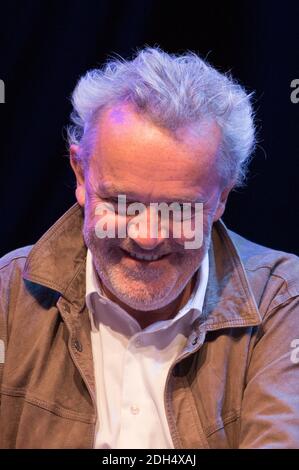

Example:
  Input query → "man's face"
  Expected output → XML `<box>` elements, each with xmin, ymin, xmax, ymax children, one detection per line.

<box><xmin>71</xmin><ymin>104</ymin><xmax>229</xmax><ymax>312</ymax></box>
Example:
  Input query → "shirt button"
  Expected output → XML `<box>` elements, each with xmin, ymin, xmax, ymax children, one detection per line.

<box><xmin>130</xmin><ymin>405</ymin><xmax>140</xmax><ymax>415</ymax></box>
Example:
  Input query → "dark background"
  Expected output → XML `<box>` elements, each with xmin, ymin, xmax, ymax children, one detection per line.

<box><xmin>0</xmin><ymin>0</ymin><xmax>298</xmax><ymax>257</ymax></box>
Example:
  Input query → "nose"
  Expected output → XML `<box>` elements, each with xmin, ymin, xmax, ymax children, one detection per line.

<box><xmin>127</xmin><ymin>205</ymin><xmax>166</xmax><ymax>250</ymax></box>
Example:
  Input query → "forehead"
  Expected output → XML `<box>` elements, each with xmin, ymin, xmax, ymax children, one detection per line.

<box><xmin>88</xmin><ymin>103</ymin><xmax>222</xmax><ymax>201</ymax></box>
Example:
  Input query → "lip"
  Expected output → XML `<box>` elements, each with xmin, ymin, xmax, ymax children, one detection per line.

<box><xmin>121</xmin><ymin>249</ymin><xmax>170</xmax><ymax>262</ymax></box>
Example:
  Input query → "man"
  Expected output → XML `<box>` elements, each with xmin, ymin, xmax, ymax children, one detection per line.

<box><xmin>0</xmin><ymin>47</ymin><xmax>299</xmax><ymax>449</ymax></box>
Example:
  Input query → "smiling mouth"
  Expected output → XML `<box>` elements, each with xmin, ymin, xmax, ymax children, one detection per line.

<box><xmin>121</xmin><ymin>249</ymin><xmax>169</xmax><ymax>262</ymax></box>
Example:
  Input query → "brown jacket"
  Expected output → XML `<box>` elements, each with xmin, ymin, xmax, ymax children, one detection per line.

<box><xmin>0</xmin><ymin>202</ymin><xmax>299</xmax><ymax>448</ymax></box>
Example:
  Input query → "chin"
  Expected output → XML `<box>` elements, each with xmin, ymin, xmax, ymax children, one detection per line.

<box><xmin>122</xmin><ymin>296</ymin><xmax>173</xmax><ymax>312</ymax></box>
<box><xmin>109</xmin><ymin>278</ymin><xmax>182</xmax><ymax>312</ymax></box>
<box><xmin>93</xmin><ymin>258</ymin><xmax>188</xmax><ymax>311</ymax></box>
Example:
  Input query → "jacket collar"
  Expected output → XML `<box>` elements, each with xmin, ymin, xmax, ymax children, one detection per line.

<box><xmin>203</xmin><ymin>219</ymin><xmax>262</xmax><ymax>330</ymax></box>
<box><xmin>22</xmin><ymin>202</ymin><xmax>262</xmax><ymax>329</ymax></box>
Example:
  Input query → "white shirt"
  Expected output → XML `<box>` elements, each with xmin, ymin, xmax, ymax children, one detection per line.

<box><xmin>86</xmin><ymin>249</ymin><xmax>209</xmax><ymax>449</ymax></box>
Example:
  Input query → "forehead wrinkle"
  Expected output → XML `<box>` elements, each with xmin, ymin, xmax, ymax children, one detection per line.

<box><xmin>89</xmin><ymin>104</ymin><xmax>222</xmax><ymax>204</ymax></box>
<box><xmin>95</xmin><ymin>107</ymin><xmax>222</xmax><ymax>183</ymax></box>
<box><xmin>95</xmin><ymin>178</ymin><xmax>206</xmax><ymax>204</ymax></box>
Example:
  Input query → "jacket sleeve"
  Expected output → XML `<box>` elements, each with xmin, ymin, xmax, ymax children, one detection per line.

<box><xmin>0</xmin><ymin>270</ymin><xmax>8</xmax><ymax>404</ymax></box>
<box><xmin>239</xmin><ymin>295</ymin><xmax>299</xmax><ymax>448</ymax></box>
<box><xmin>0</xmin><ymin>255</ymin><xmax>18</xmax><ymax>405</ymax></box>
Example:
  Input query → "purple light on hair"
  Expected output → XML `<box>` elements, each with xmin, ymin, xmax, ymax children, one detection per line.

<box><xmin>109</xmin><ymin>108</ymin><xmax>126</xmax><ymax>124</ymax></box>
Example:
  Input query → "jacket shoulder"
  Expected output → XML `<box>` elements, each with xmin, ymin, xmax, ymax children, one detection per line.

<box><xmin>228</xmin><ymin>229</ymin><xmax>299</xmax><ymax>300</ymax></box>
<box><xmin>0</xmin><ymin>246</ymin><xmax>33</xmax><ymax>270</ymax></box>
<box><xmin>0</xmin><ymin>246</ymin><xmax>33</xmax><ymax>284</ymax></box>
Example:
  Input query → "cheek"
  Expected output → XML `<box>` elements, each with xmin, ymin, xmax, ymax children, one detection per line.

<box><xmin>90</xmin><ymin>209</ymin><xmax>129</xmax><ymax>242</ymax></box>
<box><xmin>116</xmin><ymin>214</ymin><xmax>129</xmax><ymax>237</ymax></box>
<box><xmin>171</xmin><ymin>208</ymin><xmax>213</xmax><ymax>250</ymax></box>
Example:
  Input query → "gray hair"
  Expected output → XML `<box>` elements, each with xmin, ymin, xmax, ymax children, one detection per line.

<box><xmin>67</xmin><ymin>47</ymin><xmax>256</xmax><ymax>187</ymax></box>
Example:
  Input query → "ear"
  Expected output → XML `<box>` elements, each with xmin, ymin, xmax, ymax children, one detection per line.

<box><xmin>70</xmin><ymin>144</ymin><xmax>86</xmax><ymax>207</ymax></box>
<box><xmin>213</xmin><ymin>183</ymin><xmax>233</xmax><ymax>222</ymax></box>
